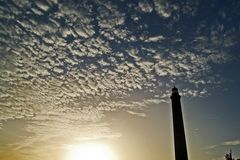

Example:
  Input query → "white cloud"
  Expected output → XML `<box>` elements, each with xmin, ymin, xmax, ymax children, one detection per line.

<box><xmin>153</xmin><ymin>0</ymin><xmax>177</xmax><ymax>18</ymax></box>
<box><xmin>205</xmin><ymin>140</ymin><xmax>240</xmax><ymax>150</ymax></box>
<box><xmin>222</xmin><ymin>140</ymin><xmax>240</xmax><ymax>146</ymax></box>
<box><xmin>126</xmin><ymin>110</ymin><xmax>146</xmax><ymax>117</ymax></box>
<box><xmin>145</xmin><ymin>35</ymin><xmax>165</xmax><ymax>42</ymax></box>
<box><xmin>138</xmin><ymin>0</ymin><xmax>153</xmax><ymax>13</ymax></box>
<box><xmin>0</xmin><ymin>0</ymin><xmax>238</xmax><ymax>158</ymax></box>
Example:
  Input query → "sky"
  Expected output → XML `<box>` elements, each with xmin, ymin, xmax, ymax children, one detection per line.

<box><xmin>0</xmin><ymin>0</ymin><xmax>240</xmax><ymax>160</ymax></box>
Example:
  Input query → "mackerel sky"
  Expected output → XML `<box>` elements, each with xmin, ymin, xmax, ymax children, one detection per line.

<box><xmin>0</xmin><ymin>0</ymin><xmax>240</xmax><ymax>160</ymax></box>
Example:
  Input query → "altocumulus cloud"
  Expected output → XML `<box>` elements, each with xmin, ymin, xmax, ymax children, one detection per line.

<box><xmin>0</xmin><ymin>0</ymin><xmax>239</xmax><ymax>157</ymax></box>
<box><xmin>205</xmin><ymin>140</ymin><xmax>240</xmax><ymax>150</ymax></box>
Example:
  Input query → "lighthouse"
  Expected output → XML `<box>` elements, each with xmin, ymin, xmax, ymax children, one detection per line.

<box><xmin>171</xmin><ymin>87</ymin><xmax>188</xmax><ymax>160</ymax></box>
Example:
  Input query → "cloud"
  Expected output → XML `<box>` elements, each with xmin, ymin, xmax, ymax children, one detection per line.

<box><xmin>221</xmin><ymin>140</ymin><xmax>240</xmax><ymax>146</ymax></box>
<box><xmin>0</xmin><ymin>0</ymin><xmax>239</xmax><ymax>158</ymax></box>
<box><xmin>126</xmin><ymin>110</ymin><xmax>146</xmax><ymax>117</ymax></box>
<box><xmin>144</xmin><ymin>35</ymin><xmax>165</xmax><ymax>42</ymax></box>
<box><xmin>153</xmin><ymin>0</ymin><xmax>178</xmax><ymax>18</ymax></box>
<box><xmin>205</xmin><ymin>140</ymin><xmax>240</xmax><ymax>150</ymax></box>
<box><xmin>138</xmin><ymin>0</ymin><xmax>153</xmax><ymax>13</ymax></box>
<box><xmin>205</xmin><ymin>145</ymin><xmax>218</xmax><ymax>150</ymax></box>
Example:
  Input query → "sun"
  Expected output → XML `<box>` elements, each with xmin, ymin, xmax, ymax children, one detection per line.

<box><xmin>65</xmin><ymin>142</ymin><xmax>118</xmax><ymax>160</ymax></box>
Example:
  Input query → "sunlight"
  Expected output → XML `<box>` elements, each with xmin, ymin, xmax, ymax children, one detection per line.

<box><xmin>65</xmin><ymin>142</ymin><xmax>118</xmax><ymax>160</ymax></box>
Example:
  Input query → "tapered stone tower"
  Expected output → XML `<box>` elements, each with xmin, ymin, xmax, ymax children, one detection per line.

<box><xmin>171</xmin><ymin>87</ymin><xmax>188</xmax><ymax>160</ymax></box>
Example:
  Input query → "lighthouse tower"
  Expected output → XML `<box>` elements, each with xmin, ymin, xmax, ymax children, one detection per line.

<box><xmin>171</xmin><ymin>86</ymin><xmax>188</xmax><ymax>160</ymax></box>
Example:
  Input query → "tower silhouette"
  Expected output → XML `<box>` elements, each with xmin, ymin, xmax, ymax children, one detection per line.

<box><xmin>171</xmin><ymin>87</ymin><xmax>188</xmax><ymax>160</ymax></box>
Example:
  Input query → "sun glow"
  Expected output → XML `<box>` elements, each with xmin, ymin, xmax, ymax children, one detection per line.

<box><xmin>66</xmin><ymin>142</ymin><xmax>118</xmax><ymax>160</ymax></box>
